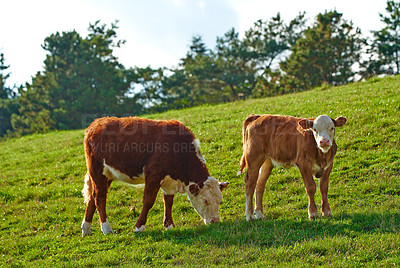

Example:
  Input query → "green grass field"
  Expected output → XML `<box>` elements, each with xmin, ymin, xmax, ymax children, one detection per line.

<box><xmin>1</xmin><ymin>76</ymin><xmax>399</xmax><ymax>267</ymax></box>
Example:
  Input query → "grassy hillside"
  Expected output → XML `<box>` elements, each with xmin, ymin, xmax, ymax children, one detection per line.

<box><xmin>1</xmin><ymin>76</ymin><xmax>399</xmax><ymax>267</ymax></box>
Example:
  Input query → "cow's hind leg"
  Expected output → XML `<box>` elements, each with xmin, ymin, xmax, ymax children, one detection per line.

<box><xmin>89</xmin><ymin>159</ymin><xmax>114</xmax><ymax>235</ymax></box>
<box><xmin>82</xmin><ymin>173</ymin><xmax>96</xmax><ymax>236</ymax></box>
<box><xmin>163</xmin><ymin>194</ymin><xmax>175</xmax><ymax>229</ymax></box>
<box><xmin>254</xmin><ymin>159</ymin><xmax>273</xmax><ymax>219</ymax></box>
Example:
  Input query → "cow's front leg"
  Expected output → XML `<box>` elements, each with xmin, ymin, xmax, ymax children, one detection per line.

<box><xmin>299</xmin><ymin>166</ymin><xmax>318</xmax><ymax>220</ymax></box>
<box><xmin>320</xmin><ymin>164</ymin><xmax>333</xmax><ymax>217</ymax></box>
<box><xmin>135</xmin><ymin>182</ymin><xmax>160</xmax><ymax>232</ymax></box>
<box><xmin>163</xmin><ymin>194</ymin><xmax>175</xmax><ymax>229</ymax></box>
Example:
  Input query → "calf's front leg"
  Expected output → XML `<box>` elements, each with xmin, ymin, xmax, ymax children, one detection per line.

<box><xmin>319</xmin><ymin>164</ymin><xmax>333</xmax><ymax>217</ymax></box>
<box><xmin>299</xmin><ymin>166</ymin><xmax>318</xmax><ymax>220</ymax></box>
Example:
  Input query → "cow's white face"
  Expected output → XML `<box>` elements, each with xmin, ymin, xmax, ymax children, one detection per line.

<box><xmin>299</xmin><ymin>115</ymin><xmax>347</xmax><ymax>154</ymax></box>
<box><xmin>186</xmin><ymin>177</ymin><xmax>229</xmax><ymax>224</ymax></box>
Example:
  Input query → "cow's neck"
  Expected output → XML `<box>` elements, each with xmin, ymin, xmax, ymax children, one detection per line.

<box><xmin>181</xmin><ymin>160</ymin><xmax>210</xmax><ymax>188</ymax></box>
<box><xmin>315</xmin><ymin>141</ymin><xmax>336</xmax><ymax>169</ymax></box>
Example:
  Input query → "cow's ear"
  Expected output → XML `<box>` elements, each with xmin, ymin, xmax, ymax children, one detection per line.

<box><xmin>189</xmin><ymin>184</ymin><xmax>200</xmax><ymax>196</ymax></box>
<box><xmin>333</xmin><ymin>116</ymin><xmax>347</xmax><ymax>127</ymax></box>
<box><xmin>299</xmin><ymin>119</ymin><xmax>313</xmax><ymax>130</ymax></box>
<box><xmin>219</xmin><ymin>181</ymin><xmax>229</xmax><ymax>192</ymax></box>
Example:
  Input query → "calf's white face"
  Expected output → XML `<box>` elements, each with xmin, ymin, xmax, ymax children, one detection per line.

<box><xmin>312</xmin><ymin>115</ymin><xmax>336</xmax><ymax>153</ymax></box>
<box><xmin>299</xmin><ymin>115</ymin><xmax>347</xmax><ymax>153</ymax></box>
<box><xmin>186</xmin><ymin>177</ymin><xmax>229</xmax><ymax>224</ymax></box>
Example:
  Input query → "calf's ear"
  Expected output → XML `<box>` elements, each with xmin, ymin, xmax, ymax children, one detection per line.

<box><xmin>189</xmin><ymin>184</ymin><xmax>200</xmax><ymax>196</ymax></box>
<box><xmin>219</xmin><ymin>182</ymin><xmax>229</xmax><ymax>191</ymax></box>
<box><xmin>333</xmin><ymin>116</ymin><xmax>347</xmax><ymax>127</ymax></box>
<box><xmin>298</xmin><ymin>119</ymin><xmax>313</xmax><ymax>130</ymax></box>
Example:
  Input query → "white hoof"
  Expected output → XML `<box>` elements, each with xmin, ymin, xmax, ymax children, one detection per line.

<box><xmin>135</xmin><ymin>225</ymin><xmax>146</xmax><ymax>232</ymax></box>
<box><xmin>81</xmin><ymin>220</ymin><xmax>92</xmax><ymax>236</ymax></box>
<box><xmin>245</xmin><ymin>213</ymin><xmax>255</xmax><ymax>221</ymax></box>
<box><xmin>322</xmin><ymin>211</ymin><xmax>333</xmax><ymax>217</ymax></box>
<box><xmin>308</xmin><ymin>212</ymin><xmax>318</xmax><ymax>221</ymax></box>
<box><xmin>165</xmin><ymin>224</ymin><xmax>174</xmax><ymax>230</ymax></box>
<box><xmin>254</xmin><ymin>210</ymin><xmax>265</xmax><ymax>220</ymax></box>
<box><xmin>101</xmin><ymin>219</ymin><xmax>114</xmax><ymax>235</ymax></box>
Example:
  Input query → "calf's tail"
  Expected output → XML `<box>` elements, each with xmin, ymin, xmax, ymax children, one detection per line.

<box><xmin>237</xmin><ymin>114</ymin><xmax>261</xmax><ymax>176</ymax></box>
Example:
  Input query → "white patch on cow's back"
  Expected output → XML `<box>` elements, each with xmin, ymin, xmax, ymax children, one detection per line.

<box><xmin>160</xmin><ymin>176</ymin><xmax>186</xmax><ymax>195</ymax></box>
<box><xmin>193</xmin><ymin>139</ymin><xmax>206</xmax><ymax>165</ymax></box>
<box><xmin>103</xmin><ymin>160</ymin><xmax>145</xmax><ymax>185</ymax></box>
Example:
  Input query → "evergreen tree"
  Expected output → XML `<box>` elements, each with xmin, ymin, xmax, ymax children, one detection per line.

<box><xmin>281</xmin><ymin>10</ymin><xmax>363</xmax><ymax>91</ymax></box>
<box><xmin>361</xmin><ymin>0</ymin><xmax>400</xmax><ymax>77</ymax></box>
<box><xmin>11</xmin><ymin>21</ymin><xmax>140</xmax><ymax>133</ymax></box>
<box><xmin>11</xmin><ymin>74</ymin><xmax>53</xmax><ymax>135</ymax></box>
<box><xmin>162</xmin><ymin>35</ymin><xmax>226</xmax><ymax>107</ymax></box>
<box><xmin>214</xmin><ymin>28</ymin><xmax>257</xmax><ymax>99</ymax></box>
<box><xmin>0</xmin><ymin>53</ymin><xmax>18</xmax><ymax>136</ymax></box>
<box><xmin>244</xmin><ymin>13</ymin><xmax>306</xmax><ymax>96</ymax></box>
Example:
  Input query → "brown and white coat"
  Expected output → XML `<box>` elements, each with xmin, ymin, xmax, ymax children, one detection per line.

<box><xmin>81</xmin><ymin>117</ymin><xmax>228</xmax><ymax>236</ymax></box>
<box><xmin>238</xmin><ymin>114</ymin><xmax>347</xmax><ymax>221</ymax></box>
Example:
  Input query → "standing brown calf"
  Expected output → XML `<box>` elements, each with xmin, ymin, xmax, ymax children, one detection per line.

<box><xmin>238</xmin><ymin>114</ymin><xmax>347</xmax><ymax>220</ymax></box>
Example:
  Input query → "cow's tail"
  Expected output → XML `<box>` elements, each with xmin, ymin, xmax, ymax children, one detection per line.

<box><xmin>82</xmin><ymin>173</ymin><xmax>93</xmax><ymax>205</ymax></box>
<box><xmin>237</xmin><ymin>114</ymin><xmax>261</xmax><ymax>176</ymax></box>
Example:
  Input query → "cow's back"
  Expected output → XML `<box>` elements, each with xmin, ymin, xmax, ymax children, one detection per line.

<box><xmin>84</xmin><ymin>117</ymin><xmax>208</xmax><ymax>184</ymax></box>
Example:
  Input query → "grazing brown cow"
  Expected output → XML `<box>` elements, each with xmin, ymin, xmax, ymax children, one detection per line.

<box><xmin>81</xmin><ymin>117</ymin><xmax>229</xmax><ymax>236</ymax></box>
<box><xmin>238</xmin><ymin>114</ymin><xmax>347</xmax><ymax>221</ymax></box>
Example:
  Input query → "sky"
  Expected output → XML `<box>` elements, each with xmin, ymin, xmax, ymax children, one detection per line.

<box><xmin>0</xmin><ymin>0</ymin><xmax>388</xmax><ymax>88</ymax></box>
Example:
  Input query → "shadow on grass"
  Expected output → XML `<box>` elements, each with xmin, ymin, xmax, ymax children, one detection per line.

<box><xmin>133</xmin><ymin>212</ymin><xmax>400</xmax><ymax>248</ymax></box>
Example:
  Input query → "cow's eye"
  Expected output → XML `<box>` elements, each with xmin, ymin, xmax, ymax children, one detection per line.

<box><xmin>331</xmin><ymin>127</ymin><xmax>335</xmax><ymax>131</ymax></box>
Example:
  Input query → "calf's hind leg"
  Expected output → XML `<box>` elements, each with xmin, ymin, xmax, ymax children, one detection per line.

<box><xmin>244</xmin><ymin>154</ymin><xmax>266</xmax><ymax>221</ymax></box>
<box><xmin>254</xmin><ymin>159</ymin><xmax>273</xmax><ymax>219</ymax></box>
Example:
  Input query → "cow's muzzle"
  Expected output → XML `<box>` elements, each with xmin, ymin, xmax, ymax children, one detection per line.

<box><xmin>205</xmin><ymin>217</ymin><xmax>220</xmax><ymax>224</ymax></box>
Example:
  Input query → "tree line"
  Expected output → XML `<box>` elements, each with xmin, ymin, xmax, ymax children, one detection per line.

<box><xmin>1</xmin><ymin>1</ymin><xmax>400</xmax><ymax>137</ymax></box>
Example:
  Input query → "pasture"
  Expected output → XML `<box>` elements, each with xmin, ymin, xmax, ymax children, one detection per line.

<box><xmin>0</xmin><ymin>76</ymin><xmax>399</xmax><ymax>266</ymax></box>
